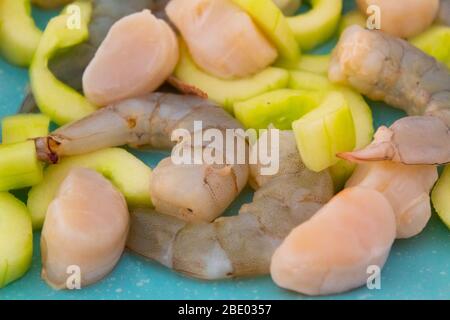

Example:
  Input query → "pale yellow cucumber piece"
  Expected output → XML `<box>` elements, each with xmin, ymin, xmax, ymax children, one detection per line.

<box><xmin>432</xmin><ymin>165</ymin><xmax>450</xmax><ymax>229</ymax></box>
<box><xmin>234</xmin><ymin>89</ymin><xmax>322</xmax><ymax>129</ymax></box>
<box><xmin>0</xmin><ymin>140</ymin><xmax>43</xmax><ymax>191</ymax></box>
<box><xmin>289</xmin><ymin>71</ymin><xmax>374</xmax><ymax>148</ymax></box>
<box><xmin>0</xmin><ymin>0</ymin><xmax>42</xmax><ymax>67</ymax></box>
<box><xmin>30</xmin><ymin>1</ymin><xmax>97</xmax><ymax>126</ymax></box>
<box><xmin>174</xmin><ymin>41</ymin><xmax>290</xmax><ymax>112</ymax></box>
<box><xmin>27</xmin><ymin>148</ymin><xmax>152</xmax><ymax>230</ymax></box>
<box><xmin>0</xmin><ymin>192</ymin><xmax>33</xmax><ymax>288</ymax></box>
<box><xmin>411</xmin><ymin>25</ymin><xmax>450</xmax><ymax>69</ymax></box>
<box><xmin>292</xmin><ymin>91</ymin><xmax>356</xmax><ymax>172</ymax></box>
<box><xmin>231</xmin><ymin>0</ymin><xmax>300</xmax><ymax>65</ymax></box>
<box><xmin>289</xmin><ymin>70</ymin><xmax>334</xmax><ymax>91</ymax></box>
<box><xmin>329</xmin><ymin>159</ymin><xmax>356</xmax><ymax>192</ymax></box>
<box><xmin>288</xmin><ymin>0</ymin><xmax>343</xmax><ymax>50</ymax></box>
<box><xmin>339</xmin><ymin>10</ymin><xmax>366</xmax><ymax>35</ymax></box>
<box><xmin>293</xmin><ymin>54</ymin><xmax>331</xmax><ymax>74</ymax></box>
<box><xmin>2</xmin><ymin>114</ymin><xmax>50</xmax><ymax>144</ymax></box>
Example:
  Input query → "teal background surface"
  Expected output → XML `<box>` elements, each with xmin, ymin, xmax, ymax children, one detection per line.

<box><xmin>0</xmin><ymin>1</ymin><xmax>449</xmax><ymax>300</ymax></box>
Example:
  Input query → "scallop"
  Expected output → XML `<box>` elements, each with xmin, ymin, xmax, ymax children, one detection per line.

<box><xmin>41</xmin><ymin>167</ymin><xmax>129</xmax><ymax>289</ymax></box>
<box><xmin>271</xmin><ymin>187</ymin><xmax>396</xmax><ymax>296</ymax></box>
<box><xmin>83</xmin><ymin>9</ymin><xmax>179</xmax><ymax>106</ymax></box>
<box><xmin>166</xmin><ymin>0</ymin><xmax>278</xmax><ymax>79</ymax></box>
<box><xmin>357</xmin><ymin>0</ymin><xmax>439</xmax><ymax>38</ymax></box>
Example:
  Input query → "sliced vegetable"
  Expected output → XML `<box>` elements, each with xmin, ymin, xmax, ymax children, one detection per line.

<box><xmin>287</xmin><ymin>0</ymin><xmax>343</xmax><ymax>50</ymax></box>
<box><xmin>329</xmin><ymin>159</ymin><xmax>355</xmax><ymax>192</ymax></box>
<box><xmin>174</xmin><ymin>41</ymin><xmax>289</xmax><ymax>112</ymax></box>
<box><xmin>289</xmin><ymin>71</ymin><xmax>374</xmax><ymax>148</ymax></box>
<box><xmin>2</xmin><ymin>114</ymin><xmax>50</xmax><ymax>144</ymax></box>
<box><xmin>292</xmin><ymin>91</ymin><xmax>356</xmax><ymax>172</ymax></box>
<box><xmin>0</xmin><ymin>0</ymin><xmax>42</xmax><ymax>66</ymax></box>
<box><xmin>411</xmin><ymin>26</ymin><xmax>450</xmax><ymax>69</ymax></box>
<box><xmin>234</xmin><ymin>89</ymin><xmax>322</xmax><ymax>129</ymax></box>
<box><xmin>293</xmin><ymin>54</ymin><xmax>331</xmax><ymax>74</ymax></box>
<box><xmin>32</xmin><ymin>0</ymin><xmax>73</xmax><ymax>8</ymax></box>
<box><xmin>0</xmin><ymin>192</ymin><xmax>33</xmax><ymax>288</ymax></box>
<box><xmin>432</xmin><ymin>165</ymin><xmax>450</xmax><ymax>229</ymax></box>
<box><xmin>339</xmin><ymin>9</ymin><xmax>366</xmax><ymax>35</ymax></box>
<box><xmin>231</xmin><ymin>0</ymin><xmax>300</xmax><ymax>66</ymax></box>
<box><xmin>28</xmin><ymin>148</ymin><xmax>152</xmax><ymax>230</ymax></box>
<box><xmin>289</xmin><ymin>70</ymin><xmax>333</xmax><ymax>91</ymax></box>
<box><xmin>0</xmin><ymin>140</ymin><xmax>43</xmax><ymax>192</ymax></box>
<box><xmin>30</xmin><ymin>1</ymin><xmax>97</xmax><ymax>126</ymax></box>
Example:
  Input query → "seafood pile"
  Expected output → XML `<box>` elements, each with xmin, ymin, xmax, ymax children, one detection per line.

<box><xmin>0</xmin><ymin>0</ymin><xmax>449</xmax><ymax>297</ymax></box>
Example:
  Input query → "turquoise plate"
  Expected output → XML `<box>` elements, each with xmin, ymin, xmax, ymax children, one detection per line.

<box><xmin>0</xmin><ymin>1</ymin><xmax>449</xmax><ymax>300</ymax></box>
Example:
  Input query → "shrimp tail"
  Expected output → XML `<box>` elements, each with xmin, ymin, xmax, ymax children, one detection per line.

<box><xmin>127</xmin><ymin>131</ymin><xmax>334</xmax><ymax>279</ymax></box>
<box><xmin>339</xmin><ymin>116</ymin><xmax>450</xmax><ymax>165</ymax></box>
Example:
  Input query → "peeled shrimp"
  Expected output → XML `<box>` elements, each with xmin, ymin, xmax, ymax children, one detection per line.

<box><xmin>35</xmin><ymin>93</ymin><xmax>249</xmax><ymax>223</ymax></box>
<box><xmin>20</xmin><ymin>0</ymin><xmax>171</xmax><ymax>113</ymax></box>
<box><xmin>271</xmin><ymin>186</ymin><xmax>396</xmax><ymax>296</ymax></box>
<box><xmin>83</xmin><ymin>10</ymin><xmax>179</xmax><ymax>106</ymax></box>
<box><xmin>330</xmin><ymin>26</ymin><xmax>450</xmax><ymax>165</ymax></box>
<box><xmin>127</xmin><ymin>131</ymin><xmax>334</xmax><ymax>279</ymax></box>
<box><xmin>166</xmin><ymin>0</ymin><xmax>278</xmax><ymax>79</ymax></box>
<box><xmin>41</xmin><ymin>168</ymin><xmax>129</xmax><ymax>289</ymax></box>
<box><xmin>346</xmin><ymin>161</ymin><xmax>438</xmax><ymax>239</ymax></box>
<box><xmin>356</xmin><ymin>0</ymin><xmax>439</xmax><ymax>38</ymax></box>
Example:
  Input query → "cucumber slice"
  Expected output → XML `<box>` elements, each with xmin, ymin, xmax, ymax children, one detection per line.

<box><xmin>30</xmin><ymin>1</ymin><xmax>97</xmax><ymax>126</ymax></box>
<box><xmin>293</xmin><ymin>54</ymin><xmax>331</xmax><ymax>74</ymax></box>
<box><xmin>432</xmin><ymin>165</ymin><xmax>450</xmax><ymax>229</ymax></box>
<box><xmin>174</xmin><ymin>41</ymin><xmax>290</xmax><ymax>112</ymax></box>
<box><xmin>0</xmin><ymin>140</ymin><xmax>43</xmax><ymax>191</ymax></box>
<box><xmin>411</xmin><ymin>26</ymin><xmax>450</xmax><ymax>69</ymax></box>
<box><xmin>289</xmin><ymin>70</ymin><xmax>334</xmax><ymax>91</ymax></box>
<box><xmin>288</xmin><ymin>0</ymin><xmax>343</xmax><ymax>50</ymax></box>
<box><xmin>234</xmin><ymin>89</ymin><xmax>322</xmax><ymax>129</ymax></box>
<box><xmin>28</xmin><ymin>148</ymin><xmax>152</xmax><ymax>230</ymax></box>
<box><xmin>2</xmin><ymin>114</ymin><xmax>50</xmax><ymax>144</ymax></box>
<box><xmin>0</xmin><ymin>0</ymin><xmax>41</xmax><ymax>66</ymax></box>
<box><xmin>292</xmin><ymin>91</ymin><xmax>356</xmax><ymax>172</ymax></box>
<box><xmin>0</xmin><ymin>192</ymin><xmax>33</xmax><ymax>288</ymax></box>
<box><xmin>231</xmin><ymin>0</ymin><xmax>300</xmax><ymax>65</ymax></box>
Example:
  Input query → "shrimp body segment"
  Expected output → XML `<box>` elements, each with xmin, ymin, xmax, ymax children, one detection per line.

<box><xmin>346</xmin><ymin>162</ymin><xmax>438</xmax><ymax>239</ymax></box>
<box><xmin>271</xmin><ymin>186</ymin><xmax>396</xmax><ymax>296</ymax></box>
<box><xmin>36</xmin><ymin>93</ymin><xmax>248</xmax><ymax>223</ymax></box>
<box><xmin>330</xmin><ymin>26</ymin><xmax>450</xmax><ymax>165</ymax></box>
<box><xmin>127</xmin><ymin>131</ymin><xmax>334</xmax><ymax>279</ymax></box>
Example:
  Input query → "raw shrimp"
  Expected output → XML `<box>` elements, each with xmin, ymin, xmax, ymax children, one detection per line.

<box><xmin>82</xmin><ymin>10</ymin><xmax>179</xmax><ymax>106</ymax></box>
<box><xmin>356</xmin><ymin>0</ymin><xmax>439</xmax><ymax>38</ymax></box>
<box><xmin>41</xmin><ymin>168</ymin><xmax>129</xmax><ymax>289</ymax></box>
<box><xmin>329</xmin><ymin>26</ymin><xmax>450</xmax><ymax>165</ymax></box>
<box><xmin>438</xmin><ymin>0</ymin><xmax>450</xmax><ymax>26</ymax></box>
<box><xmin>271</xmin><ymin>186</ymin><xmax>396</xmax><ymax>296</ymax></box>
<box><xmin>166</xmin><ymin>0</ymin><xmax>278</xmax><ymax>79</ymax></box>
<box><xmin>127</xmin><ymin>131</ymin><xmax>334</xmax><ymax>279</ymax></box>
<box><xmin>20</xmin><ymin>0</ymin><xmax>171</xmax><ymax>113</ymax></box>
<box><xmin>346</xmin><ymin>161</ymin><xmax>438</xmax><ymax>239</ymax></box>
<box><xmin>35</xmin><ymin>93</ymin><xmax>249</xmax><ymax>222</ymax></box>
